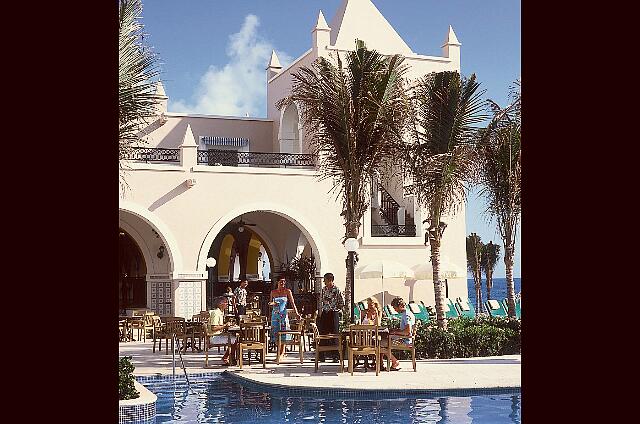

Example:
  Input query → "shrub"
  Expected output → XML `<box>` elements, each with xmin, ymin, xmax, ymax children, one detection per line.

<box><xmin>119</xmin><ymin>356</ymin><xmax>139</xmax><ymax>400</ymax></box>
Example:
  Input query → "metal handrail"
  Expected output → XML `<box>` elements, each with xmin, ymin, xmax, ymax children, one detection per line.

<box><xmin>372</xmin><ymin>224</ymin><xmax>416</xmax><ymax>237</ymax></box>
<box><xmin>124</xmin><ymin>147</ymin><xmax>180</xmax><ymax>162</ymax></box>
<box><xmin>197</xmin><ymin>149</ymin><xmax>316</xmax><ymax>168</ymax></box>
<box><xmin>379</xmin><ymin>185</ymin><xmax>400</xmax><ymax>225</ymax></box>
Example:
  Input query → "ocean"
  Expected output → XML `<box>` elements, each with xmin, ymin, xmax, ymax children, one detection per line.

<box><xmin>465</xmin><ymin>277</ymin><xmax>521</xmax><ymax>312</ymax></box>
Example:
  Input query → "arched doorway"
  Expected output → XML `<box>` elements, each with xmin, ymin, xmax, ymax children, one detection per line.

<box><xmin>119</xmin><ymin>228</ymin><xmax>147</xmax><ymax>311</ymax></box>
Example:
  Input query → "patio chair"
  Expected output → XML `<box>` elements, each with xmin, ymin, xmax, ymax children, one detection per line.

<box><xmin>501</xmin><ymin>298</ymin><xmax>521</xmax><ymax>319</ymax></box>
<box><xmin>128</xmin><ymin>316</ymin><xmax>146</xmax><ymax>342</ymax></box>
<box><xmin>301</xmin><ymin>312</ymin><xmax>317</xmax><ymax>352</ymax></box>
<box><xmin>380</xmin><ymin>321</ymin><xmax>418</xmax><ymax>372</ymax></box>
<box><xmin>163</xmin><ymin>317</ymin><xmax>187</xmax><ymax>354</ymax></box>
<box><xmin>407</xmin><ymin>301</ymin><xmax>430</xmax><ymax>323</ymax></box>
<box><xmin>151</xmin><ymin>315</ymin><xmax>167</xmax><ymax>353</ymax></box>
<box><xmin>485</xmin><ymin>299</ymin><xmax>508</xmax><ymax>317</ymax></box>
<box><xmin>276</xmin><ymin>319</ymin><xmax>304</xmax><ymax>364</ymax></box>
<box><xmin>454</xmin><ymin>298</ymin><xmax>476</xmax><ymax>318</ymax></box>
<box><xmin>310</xmin><ymin>322</ymin><xmax>343</xmax><ymax>373</ymax></box>
<box><xmin>384</xmin><ymin>304</ymin><xmax>401</xmax><ymax>321</ymax></box>
<box><xmin>346</xmin><ymin>324</ymin><xmax>381</xmax><ymax>376</ymax></box>
<box><xmin>238</xmin><ymin>321</ymin><xmax>267</xmax><ymax>369</ymax></box>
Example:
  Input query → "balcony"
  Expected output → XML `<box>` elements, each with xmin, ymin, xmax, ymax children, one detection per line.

<box><xmin>123</xmin><ymin>147</ymin><xmax>180</xmax><ymax>163</ymax></box>
<box><xmin>371</xmin><ymin>224</ymin><xmax>417</xmax><ymax>237</ymax></box>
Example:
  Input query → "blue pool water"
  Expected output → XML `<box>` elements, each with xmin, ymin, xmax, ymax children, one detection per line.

<box><xmin>141</xmin><ymin>374</ymin><xmax>521</xmax><ymax>423</ymax></box>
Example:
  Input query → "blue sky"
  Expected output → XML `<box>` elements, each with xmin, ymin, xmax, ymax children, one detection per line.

<box><xmin>140</xmin><ymin>0</ymin><xmax>521</xmax><ymax>278</ymax></box>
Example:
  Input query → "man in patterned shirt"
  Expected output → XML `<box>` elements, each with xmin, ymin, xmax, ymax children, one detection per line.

<box><xmin>233</xmin><ymin>279</ymin><xmax>248</xmax><ymax>318</ymax></box>
<box><xmin>318</xmin><ymin>272</ymin><xmax>344</xmax><ymax>362</ymax></box>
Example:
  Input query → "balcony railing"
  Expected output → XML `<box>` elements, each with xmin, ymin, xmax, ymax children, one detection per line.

<box><xmin>197</xmin><ymin>149</ymin><xmax>316</xmax><ymax>168</ymax></box>
<box><xmin>123</xmin><ymin>147</ymin><xmax>180</xmax><ymax>163</ymax></box>
<box><xmin>372</xmin><ymin>224</ymin><xmax>417</xmax><ymax>237</ymax></box>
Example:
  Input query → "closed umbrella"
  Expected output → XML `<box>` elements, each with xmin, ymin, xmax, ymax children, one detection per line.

<box><xmin>355</xmin><ymin>260</ymin><xmax>415</xmax><ymax>307</ymax></box>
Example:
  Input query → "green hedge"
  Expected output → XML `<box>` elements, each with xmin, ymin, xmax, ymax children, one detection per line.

<box><xmin>119</xmin><ymin>356</ymin><xmax>139</xmax><ymax>400</ymax></box>
<box><xmin>414</xmin><ymin>316</ymin><xmax>521</xmax><ymax>359</ymax></box>
<box><xmin>340</xmin><ymin>315</ymin><xmax>520</xmax><ymax>360</ymax></box>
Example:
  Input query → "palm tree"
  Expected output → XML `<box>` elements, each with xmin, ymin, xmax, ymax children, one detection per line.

<box><xmin>407</xmin><ymin>71</ymin><xmax>485</xmax><ymax>329</ymax></box>
<box><xmin>119</xmin><ymin>0</ymin><xmax>162</xmax><ymax>191</ymax></box>
<box><xmin>278</xmin><ymin>42</ymin><xmax>411</xmax><ymax>321</ymax></box>
<box><xmin>477</xmin><ymin>80</ymin><xmax>521</xmax><ymax>318</ymax></box>
<box><xmin>481</xmin><ymin>240</ymin><xmax>501</xmax><ymax>301</ymax></box>
<box><xmin>466</xmin><ymin>233</ymin><xmax>483</xmax><ymax>314</ymax></box>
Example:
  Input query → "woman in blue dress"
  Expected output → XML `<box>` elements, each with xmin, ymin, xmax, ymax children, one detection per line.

<box><xmin>270</xmin><ymin>277</ymin><xmax>301</xmax><ymax>361</ymax></box>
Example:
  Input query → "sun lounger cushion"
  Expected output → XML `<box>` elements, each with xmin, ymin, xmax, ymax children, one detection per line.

<box><xmin>488</xmin><ymin>299</ymin><xmax>500</xmax><ymax>310</ymax></box>
<box><xmin>459</xmin><ymin>300</ymin><xmax>470</xmax><ymax>311</ymax></box>
<box><xmin>387</xmin><ymin>305</ymin><xmax>398</xmax><ymax>315</ymax></box>
<box><xmin>408</xmin><ymin>303</ymin><xmax>422</xmax><ymax>314</ymax></box>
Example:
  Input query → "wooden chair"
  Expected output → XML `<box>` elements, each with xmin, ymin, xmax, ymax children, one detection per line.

<box><xmin>380</xmin><ymin>322</ymin><xmax>418</xmax><ymax>372</ymax></box>
<box><xmin>276</xmin><ymin>319</ymin><xmax>304</xmax><ymax>364</ymax></box>
<box><xmin>128</xmin><ymin>316</ymin><xmax>146</xmax><ymax>342</ymax></box>
<box><xmin>347</xmin><ymin>324</ymin><xmax>381</xmax><ymax>376</ymax></box>
<box><xmin>310</xmin><ymin>322</ymin><xmax>343</xmax><ymax>373</ymax></box>
<box><xmin>301</xmin><ymin>312</ymin><xmax>317</xmax><ymax>352</ymax></box>
<box><xmin>163</xmin><ymin>317</ymin><xmax>186</xmax><ymax>354</ymax></box>
<box><xmin>237</xmin><ymin>321</ymin><xmax>267</xmax><ymax>369</ymax></box>
<box><xmin>151</xmin><ymin>315</ymin><xmax>167</xmax><ymax>353</ymax></box>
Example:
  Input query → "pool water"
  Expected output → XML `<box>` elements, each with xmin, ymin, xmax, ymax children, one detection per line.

<box><xmin>142</xmin><ymin>374</ymin><xmax>521</xmax><ymax>423</ymax></box>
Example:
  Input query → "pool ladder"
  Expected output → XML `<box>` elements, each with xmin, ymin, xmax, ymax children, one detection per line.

<box><xmin>172</xmin><ymin>334</ymin><xmax>192</xmax><ymax>391</ymax></box>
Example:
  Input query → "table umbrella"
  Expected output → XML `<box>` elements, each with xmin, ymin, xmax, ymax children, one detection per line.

<box><xmin>411</xmin><ymin>255</ymin><xmax>464</xmax><ymax>280</ymax></box>
<box><xmin>355</xmin><ymin>260</ymin><xmax>415</xmax><ymax>306</ymax></box>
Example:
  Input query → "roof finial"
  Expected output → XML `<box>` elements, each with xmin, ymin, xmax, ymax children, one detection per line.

<box><xmin>442</xmin><ymin>25</ymin><xmax>461</xmax><ymax>47</ymax></box>
<box><xmin>315</xmin><ymin>10</ymin><xmax>330</xmax><ymax>31</ymax></box>
<box><xmin>267</xmin><ymin>50</ymin><xmax>282</xmax><ymax>69</ymax></box>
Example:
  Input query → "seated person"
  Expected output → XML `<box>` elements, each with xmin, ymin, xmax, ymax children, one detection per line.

<box><xmin>381</xmin><ymin>297</ymin><xmax>415</xmax><ymax>371</ymax></box>
<box><xmin>362</xmin><ymin>297</ymin><xmax>382</xmax><ymax>325</ymax></box>
<box><xmin>207</xmin><ymin>296</ymin><xmax>237</xmax><ymax>366</ymax></box>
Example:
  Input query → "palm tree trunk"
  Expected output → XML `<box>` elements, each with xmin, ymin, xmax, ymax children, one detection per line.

<box><xmin>477</xmin><ymin>270</ymin><xmax>484</xmax><ymax>313</ymax></box>
<box><xmin>486</xmin><ymin>269</ymin><xmax>493</xmax><ymax>301</ymax></box>
<box><xmin>504</xmin><ymin>245</ymin><xmax>516</xmax><ymax>318</ymax></box>
<box><xmin>430</xmin><ymin>236</ymin><xmax>447</xmax><ymax>329</ymax></box>
<box><xmin>474</xmin><ymin>279</ymin><xmax>481</xmax><ymax>314</ymax></box>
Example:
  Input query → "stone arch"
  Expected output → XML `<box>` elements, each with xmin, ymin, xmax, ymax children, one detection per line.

<box><xmin>197</xmin><ymin>202</ymin><xmax>328</xmax><ymax>277</ymax></box>
<box><xmin>118</xmin><ymin>199</ymin><xmax>184</xmax><ymax>274</ymax></box>
<box><xmin>278</xmin><ymin>100</ymin><xmax>303</xmax><ymax>153</ymax></box>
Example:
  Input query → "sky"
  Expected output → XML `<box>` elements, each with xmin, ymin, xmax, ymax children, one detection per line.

<box><xmin>140</xmin><ymin>0</ymin><xmax>521</xmax><ymax>278</ymax></box>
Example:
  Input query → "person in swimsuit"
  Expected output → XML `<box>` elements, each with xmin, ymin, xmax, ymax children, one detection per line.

<box><xmin>270</xmin><ymin>277</ymin><xmax>300</xmax><ymax>362</ymax></box>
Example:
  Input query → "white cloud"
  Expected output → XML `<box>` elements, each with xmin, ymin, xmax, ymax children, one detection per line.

<box><xmin>170</xmin><ymin>14</ymin><xmax>292</xmax><ymax>117</ymax></box>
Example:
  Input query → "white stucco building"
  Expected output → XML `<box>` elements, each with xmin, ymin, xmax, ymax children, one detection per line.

<box><xmin>119</xmin><ymin>0</ymin><xmax>468</xmax><ymax>319</ymax></box>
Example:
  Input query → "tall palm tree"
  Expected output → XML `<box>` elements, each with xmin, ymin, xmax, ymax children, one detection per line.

<box><xmin>477</xmin><ymin>80</ymin><xmax>521</xmax><ymax>318</ymax></box>
<box><xmin>278</xmin><ymin>42</ymin><xmax>411</xmax><ymax>320</ymax></box>
<box><xmin>466</xmin><ymin>233</ymin><xmax>483</xmax><ymax>314</ymax></box>
<box><xmin>407</xmin><ymin>71</ymin><xmax>485</xmax><ymax>329</ymax></box>
<box><xmin>481</xmin><ymin>240</ymin><xmax>501</xmax><ymax>301</ymax></box>
<box><xmin>119</xmin><ymin>0</ymin><xmax>162</xmax><ymax>191</ymax></box>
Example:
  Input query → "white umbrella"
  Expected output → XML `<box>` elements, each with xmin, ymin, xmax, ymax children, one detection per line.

<box><xmin>411</xmin><ymin>256</ymin><xmax>464</xmax><ymax>280</ymax></box>
<box><xmin>355</xmin><ymin>260</ymin><xmax>415</xmax><ymax>306</ymax></box>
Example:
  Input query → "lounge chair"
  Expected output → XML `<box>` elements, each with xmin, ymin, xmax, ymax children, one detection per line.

<box><xmin>454</xmin><ymin>297</ymin><xmax>476</xmax><ymax>318</ymax></box>
<box><xmin>407</xmin><ymin>301</ymin><xmax>430</xmax><ymax>322</ymax></box>
<box><xmin>485</xmin><ymin>299</ymin><xmax>508</xmax><ymax>317</ymax></box>
<box><xmin>383</xmin><ymin>304</ymin><xmax>401</xmax><ymax>321</ymax></box>
<box><xmin>444</xmin><ymin>298</ymin><xmax>460</xmax><ymax>319</ymax></box>
<box><xmin>501</xmin><ymin>298</ymin><xmax>521</xmax><ymax>319</ymax></box>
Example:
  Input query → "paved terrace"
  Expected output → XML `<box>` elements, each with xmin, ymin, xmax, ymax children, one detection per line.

<box><xmin>120</xmin><ymin>340</ymin><xmax>521</xmax><ymax>391</ymax></box>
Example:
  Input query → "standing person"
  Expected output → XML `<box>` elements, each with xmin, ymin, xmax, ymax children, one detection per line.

<box><xmin>270</xmin><ymin>277</ymin><xmax>301</xmax><ymax>362</ymax></box>
<box><xmin>382</xmin><ymin>297</ymin><xmax>415</xmax><ymax>371</ymax></box>
<box><xmin>234</xmin><ymin>280</ymin><xmax>249</xmax><ymax>319</ymax></box>
<box><xmin>207</xmin><ymin>296</ymin><xmax>237</xmax><ymax>366</ymax></box>
<box><xmin>317</xmin><ymin>272</ymin><xmax>344</xmax><ymax>362</ymax></box>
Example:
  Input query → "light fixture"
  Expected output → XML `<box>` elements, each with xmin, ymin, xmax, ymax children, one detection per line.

<box><xmin>157</xmin><ymin>245</ymin><xmax>166</xmax><ymax>259</ymax></box>
<box><xmin>206</xmin><ymin>257</ymin><xmax>217</xmax><ymax>268</ymax></box>
<box><xmin>238</xmin><ymin>226</ymin><xmax>244</xmax><ymax>233</ymax></box>
<box><xmin>344</xmin><ymin>238</ymin><xmax>359</xmax><ymax>252</ymax></box>
<box><xmin>185</xmin><ymin>178</ymin><xmax>197</xmax><ymax>188</ymax></box>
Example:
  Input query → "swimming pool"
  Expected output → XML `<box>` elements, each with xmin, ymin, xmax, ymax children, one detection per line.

<box><xmin>139</xmin><ymin>374</ymin><xmax>521</xmax><ymax>423</ymax></box>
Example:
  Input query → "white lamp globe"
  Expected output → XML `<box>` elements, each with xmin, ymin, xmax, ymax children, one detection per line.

<box><xmin>344</xmin><ymin>238</ymin><xmax>359</xmax><ymax>252</ymax></box>
<box><xmin>206</xmin><ymin>257</ymin><xmax>217</xmax><ymax>268</ymax></box>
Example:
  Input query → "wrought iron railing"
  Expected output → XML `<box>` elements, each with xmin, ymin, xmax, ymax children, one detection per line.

<box><xmin>197</xmin><ymin>149</ymin><xmax>316</xmax><ymax>168</ymax></box>
<box><xmin>124</xmin><ymin>147</ymin><xmax>180</xmax><ymax>162</ymax></box>
<box><xmin>379</xmin><ymin>185</ymin><xmax>400</xmax><ymax>225</ymax></box>
<box><xmin>372</xmin><ymin>225</ymin><xmax>417</xmax><ymax>237</ymax></box>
